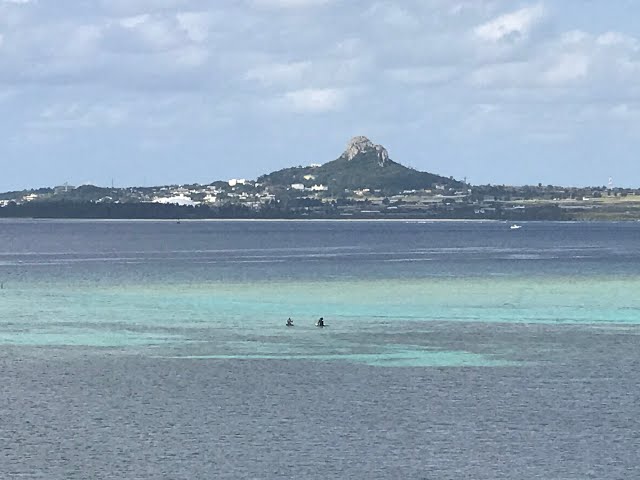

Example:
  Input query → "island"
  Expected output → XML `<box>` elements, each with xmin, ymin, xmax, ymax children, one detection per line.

<box><xmin>2</xmin><ymin>136</ymin><xmax>639</xmax><ymax>221</ymax></box>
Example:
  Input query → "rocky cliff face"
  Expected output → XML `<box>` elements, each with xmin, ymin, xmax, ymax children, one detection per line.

<box><xmin>257</xmin><ymin>134</ymin><xmax>461</xmax><ymax>192</ymax></box>
<box><xmin>341</xmin><ymin>136</ymin><xmax>390</xmax><ymax>167</ymax></box>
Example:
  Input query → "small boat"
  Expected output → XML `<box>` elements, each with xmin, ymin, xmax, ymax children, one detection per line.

<box><xmin>510</xmin><ymin>224</ymin><xmax>522</xmax><ymax>230</ymax></box>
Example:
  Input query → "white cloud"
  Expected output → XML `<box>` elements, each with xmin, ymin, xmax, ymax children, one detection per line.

<box><xmin>279</xmin><ymin>88</ymin><xmax>346</xmax><ymax>113</ymax></box>
<box><xmin>173</xmin><ymin>45</ymin><xmax>209</xmax><ymax>68</ymax></box>
<box><xmin>116</xmin><ymin>14</ymin><xmax>184</xmax><ymax>51</ymax></box>
<box><xmin>366</xmin><ymin>3</ymin><xmax>420</xmax><ymax>30</ymax></box>
<box><xmin>560</xmin><ymin>30</ymin><xmax>589</xmax><ymax>46</ymax></box>
<box><xmin>28</xmin><ymin>102</ymin><xmax>128</xmax><ymax>129</ymax></box>
<box><xmin>610</xmin><ymin>104</ymin><xmax>639</xmax><ymax>119</ymax></box>
<box><xmin>2</xmin><ymin>0</ymin><xmax>640</xmax><ymax>190</ymax></box>
<box><xmin>245</xmin><ymin>61</ymin><xmax>311</xmax><ymax>87</ymax></box>
<box><xmin>0</xmin><ymin>88</ymin><xmax>15</xmax><ymax>102</ymax></box>
<box><xmin>250</xmin><ymin>0</ymin><xmax>333</xmax><ymax>9</ymax></box>
<box><xmin>100</xmin><ymin>0</ymin><xmax>192</xmax><ymax>16</ymax></box>
<box><xmin>596</xmin><ymin>31</ymin><xmax>638</xmax><ymax>49</ymax></box>
<box><xmin>176</xmin><ymin>11</ymin><xmax>212</xmax><ymax>43</ymax></box>
<box><xmin>468</xmin><ymin>24</ymin><xmax>639</xmax><ymax>92</ymax></box>
<box><xmin>542</xmin><ymin>53</ymin><xmax>589</xmax><ymax>85</ymax></box>
<box><xmin>385</xmin><ymin>66</ymin><xmax>457</xmax><ymax>85</ymax></box>
<box><xmin>468</xmin><ymin>62</ymin><xmax>530</xmax><ymax>88</ymax></box>
<box><xmin>474</xmin><ymin>4</ymin><xmax>545</xmax><ymax>42</ymax></box>
<box><xmin>119</xmin><ymin>14</ymin><xmax>149</xmax><ymax>29</ymax></box>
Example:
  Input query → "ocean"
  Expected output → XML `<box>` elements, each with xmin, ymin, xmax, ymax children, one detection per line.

<box><xmin>1</xmin><ymin>219</ymin><xmax>639</xmax><ymax>479</ymax></box>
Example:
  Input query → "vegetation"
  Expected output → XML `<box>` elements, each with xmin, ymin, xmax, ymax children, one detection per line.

<box><xmin>2</xmin><ymin>147</ymin><xmax>639</xmax><ymax>220</ymax></box>
<box><xmin>259</xmin><ymin>151</ymin><xmax>464</xmax><ymax>195</ymax></box>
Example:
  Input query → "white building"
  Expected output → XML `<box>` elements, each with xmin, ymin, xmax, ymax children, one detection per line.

<box><xmin>172</xmin><ymin>186</ymin><xmax>189</xmax><ymax>195</ymax></box>
<box><xmin>290</xmin><ymin>183</ymin><xmax>305</xmax><ymax>191</ymax></box>
<box><xmin>152</xmin><ymin>195</ymin><xmax>199</xmax><ymax>206</ymax></box>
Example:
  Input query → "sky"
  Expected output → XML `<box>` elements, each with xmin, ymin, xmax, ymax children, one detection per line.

<box><xmin>1</xmin><ymin>0</ymin><xmax>639</xmax><ymax>191</ymax></box>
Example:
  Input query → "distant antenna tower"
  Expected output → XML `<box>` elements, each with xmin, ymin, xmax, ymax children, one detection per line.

<box><xmin>608</xmin><ymin>177</ymin><xmax>613</xmax><ymax>190</ymax></box>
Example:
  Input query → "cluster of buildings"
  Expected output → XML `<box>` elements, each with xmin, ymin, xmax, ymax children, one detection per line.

<box><xmin>2</xmin><ymin>178</ymin><xmax>640</xmax><ymax>221</ymax></box>
<box><xmin>0</xmin><ymin>179</ymin><xmax>326</xmax><ymax>210</ymax></box>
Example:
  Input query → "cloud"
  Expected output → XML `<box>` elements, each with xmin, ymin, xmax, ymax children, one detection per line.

<box><xmin>176</xmin><ymin>11</ymin><xmax>212</xmax><ymax>42</ymax></box>
<box><xmin>366</xmin><ymin>3</ymin><xmax>420</xmax><ymax>30</ymax></box>
<box><xmin>474</xmin><ymin>4</ymin><xmax>545</xmax><ymax>42</ymax></box>
<box><xmin>1</xmin><ymin>2</ymin><xmax>637</xmax><ymax>109</ymax></box>
<box><xmin>250</xmin><ymin>0</ymin><xmax>334</xmax><ymax>8</ymax></box>
<box><xmin>27</xmin><ymin>102</ymin><xmax>128</xmax><ymax>129</ymax></box>
<box><xmin>98</xmin><ymin>0</ymin><xmax>193</xmax><ymax>16</ymax></box>
<box><xmin>2</xmin><ymin>0</ymin><xmax>640</xmax><ymax>190</ymax></box>
<box><xmin>542</xmin><ymin>53</ymin><xmax>589</xmax><ymax>85</ymax></box>
<box><xmin>114</xmin><ymin>13</ymin><xmax>186</xmax><ymax>51</ymax></box>
<box><xmin>468</xmin><ymin>23</ymin><xmax>639</xmax><ymax>94</ymax></box>
<box><xmin>278</xmin><ymin>88</ymin><xmax>347</xmax><ymax>113</ymax></box>
<box><xmin>385</xmin><ymin>66</ymin><xmax>457</xmax><ymax>85</ymax></box>
<box><xmin>245</xmin><ymin>61</ymin><xmax>311</xmax><ymax>87</ymax></box>
<box><xmin>0</xmin><ymin>88</ymin><xmax>15</xmax><ymax>102</ymax></box>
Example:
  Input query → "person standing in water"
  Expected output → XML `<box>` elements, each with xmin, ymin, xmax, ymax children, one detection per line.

<box><xmin>286</xmin><ymin>318</ymin><xmax>294</xmax><ymax>327</ymax></box>
<box><xmin>316</xmin><ymin>317</ymin><xmax>324</xmax><ymax>327</ymax></box>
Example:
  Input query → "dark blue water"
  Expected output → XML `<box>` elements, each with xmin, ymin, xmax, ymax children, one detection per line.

<box><xmin>1</xmin><ymin>220</ymin><xmax>639</xmax><ymax>479</ymax></box>
<box><xmin>1</xmin><ymin>219</ymin><xmax>640</xmax><ymax>284</ymax></box>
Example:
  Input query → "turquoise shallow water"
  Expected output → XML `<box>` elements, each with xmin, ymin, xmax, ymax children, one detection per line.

<box><xmin>1</xmin><ymin>219</ymin><xmax>639</xmax><ymax>367</ymax></box>
<box><xmin>2</xmin><ymin>276</ymin><xmax>639</xmax><ymax>366</ymax></box>
<box><xmin>3</xmin><ymin>220</ymin><xmax>640</xmax><ymax>479</ymax></box>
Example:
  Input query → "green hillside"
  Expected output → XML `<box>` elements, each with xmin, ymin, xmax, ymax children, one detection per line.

<box><xmin>258</xmin><ymin>137</ymin><xmax>464</xmax><ymax>194</ymax></box>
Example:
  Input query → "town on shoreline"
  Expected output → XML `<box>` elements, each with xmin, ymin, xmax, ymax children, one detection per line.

<box><xmin>3</xmin><ymin>179</ymin><xmax>639</xmax><ymax>221</ymax></box>
<box><xmin>2</xmin><ymin>137</ymin><xmax>639</xmax><ymax>221</ymax></box>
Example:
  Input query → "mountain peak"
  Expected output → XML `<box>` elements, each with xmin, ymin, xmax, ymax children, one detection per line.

<box><xmin>342</xmin><ymin>136</ymin><xmax>390</xmax><ymax>167</ymax></box>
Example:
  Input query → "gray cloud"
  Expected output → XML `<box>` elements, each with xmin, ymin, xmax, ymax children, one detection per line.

<box><xmin>250</xmin><ymin>0</ymin><xmax>336</xmax><ymax>8</ymax></box>
<box><xmin>1</xmin><ymin>0</ymin><xmax>639</xmax><ymax>190</ymax></box>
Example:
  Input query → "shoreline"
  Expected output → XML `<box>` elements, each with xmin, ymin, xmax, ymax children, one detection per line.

<box><xmin>0</xmin><ymin>217</ymin><xmax>637</xmax><ymax>223</ymax></box>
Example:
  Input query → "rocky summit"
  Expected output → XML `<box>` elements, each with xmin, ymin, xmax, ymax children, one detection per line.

<box><xmin>342</xmin><ymin>136</ymin><xmax>390</xmax><ymax>167</ymax></box>
<box><xmin>256</xmin><ymin>134</ymin><xmax>463</xmax><ymax>194</ymax></box>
